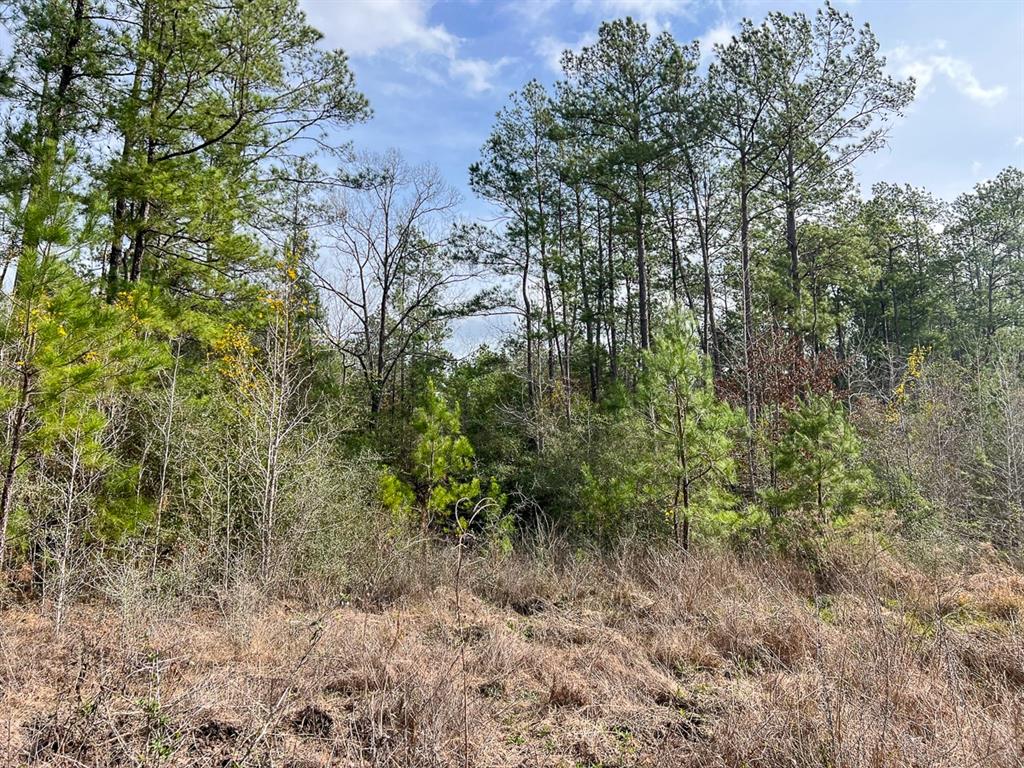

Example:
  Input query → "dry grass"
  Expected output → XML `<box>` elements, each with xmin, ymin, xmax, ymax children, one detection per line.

<box><xmin>1</xmin><ymin>540</ymin><xmax>1022</xmax><ymax>767</ymax></box>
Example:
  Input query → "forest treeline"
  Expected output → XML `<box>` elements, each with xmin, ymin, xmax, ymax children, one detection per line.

<box><xmin>0</xmin><ymin>0</ymin><xmax>1021</xmax><ymax>614</ymax></box>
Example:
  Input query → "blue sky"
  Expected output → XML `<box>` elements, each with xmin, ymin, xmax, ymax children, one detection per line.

<box><xmin>302</xmin><ymin>0</ymin><xmax>1024</xmax><ymax>214</ymax></box>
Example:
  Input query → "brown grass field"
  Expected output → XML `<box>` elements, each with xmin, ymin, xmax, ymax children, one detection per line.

<box><xmin>1</xmin><ymin>539</ymin><xmax>1022</xmax><ymax>767</ymax></box>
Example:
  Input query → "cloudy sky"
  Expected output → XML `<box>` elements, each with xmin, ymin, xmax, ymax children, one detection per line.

<box><xmin>302</xmin><ymin>0</ymin><xmax>1024</xmax><ymax>214</ymax></box>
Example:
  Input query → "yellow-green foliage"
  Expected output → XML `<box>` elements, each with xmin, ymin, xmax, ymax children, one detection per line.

<box><xmin>382</xmin><ymin>379</ymin><xmax>506</xmax><ymax>534</ymax></box>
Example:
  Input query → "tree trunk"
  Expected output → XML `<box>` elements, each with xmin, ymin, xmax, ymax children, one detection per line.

<box><xmin>575</xmin><ymin>189</ymin><xmax>598</xmax><ymax>402</ymax></box>
<box><xmin>128</xmin><ymin>196</ymin><xmax>149</xmax><ymax>281</ymax></box>
<box><xmin>128</xmin><ymin>11</ymin><xmax>168</xmax><ymax>284</ymax></box>
<box><xmin>739</xmin><ymin>151</ymin><xmax>757</xmax><ymax>495</ymax></box>
<box><xmin>523</xmin><ymin>218</ymin><xmax>536</xmax><ymax>413</ymax></box>
<box><xmin>107</xmin><ymin>2</ymin><xmax>148</xmax><ymax>299</ymax></box>
<box><xmin>0</xmin><ymin>364</ymin><xmax>32</xmax><ymax>572</ymax></box>
<box><xmin>14</xmin><ymin>0</ymin><xmax>87</xmax><ymax>291</ymax></box>
<box><xmin>786</xmin><ymin>143</ymin><xmax>800</xmax><ymax>311</ymax></box>
<box><xmin>636</xmin><ymin>203</ymin><xmax>650</xmax><ymax>351</ymax></box>
<box><xmin>684</xmin><ymin>152</ymin><xmax>718</xmax><ymax>371</ymax></box>
<box><xmin>607</xmin><ymin>201</ymin><xmax>618</xmax><ymax>383</ymax></box>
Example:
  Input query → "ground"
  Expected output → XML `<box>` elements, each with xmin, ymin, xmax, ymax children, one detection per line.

<box><xmin>1</xmin><ymin>542</ymin><xmax>1022</xmax><ymax>767</ymax></box>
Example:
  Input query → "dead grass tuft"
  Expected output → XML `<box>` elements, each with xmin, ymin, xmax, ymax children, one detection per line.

<box><xmin>2</xmin><ymin>543</ymin><xmax>1022</xmax><ymax>767</ymax></box>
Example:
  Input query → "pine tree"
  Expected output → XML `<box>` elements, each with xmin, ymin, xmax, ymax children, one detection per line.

<box><xmin>559</xmin><ymin>17</ymin><xmax>696</xmax><ymax>351</ymax></box>
<box><xmin>639</xmin><ymin>312</ymin><xmax>739</xmax><ymax>548</ymax></box>
<box><xmin>383</xmin><ymin>380</ymin><xmax>503</xmax><ymax>535</ymax></box>
<box><xmin>764</xmin><ymin>394</ymin><xmax>868</xmax><ymax>531</ymax></box>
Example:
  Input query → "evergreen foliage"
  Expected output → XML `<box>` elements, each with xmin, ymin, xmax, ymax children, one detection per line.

<box><xmin>0</xmin><ymin>0</ymin><xmax>1019</xmax><ymax>598</ymax></box>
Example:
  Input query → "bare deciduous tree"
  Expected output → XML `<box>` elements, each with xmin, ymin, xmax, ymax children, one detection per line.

<box><xmin>315</xmin><ymin>150</ymin><xmax>480</xmax><ymax>416</ymax></box>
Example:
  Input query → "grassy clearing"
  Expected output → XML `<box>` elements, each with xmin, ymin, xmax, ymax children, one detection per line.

<box><xmin>1</xmin><ymin>541</ymin><xmax>1021</xmax><ymax>767</ymax></box>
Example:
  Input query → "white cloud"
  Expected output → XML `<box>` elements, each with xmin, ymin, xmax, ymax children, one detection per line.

<box><xmin>449</xmin><ymin>57</ymin><xmax>514</xmax><ymax>94</ymax></box>
<box><xmin>536</xmin><ymin>32</ymin><xmax>597</xmax><ymax>73</ymax></box>
<box><xmin>698</xmin><ymin>22</ymin><xmax>734</xmax><ymax>62</ymax></box>
<box><xmin>511</xmin><ymin>0</ymin><xmax>690</xmax><ymax>28</ymax></box>
<box><xmin>971</xmin><ymin>160</ymin><xmax>983</xmax><ymax>176</ymax></box>
<box><xmin>888</xmin><ymin>43</ymin><xmax>1006</xmax><ymax>107</ymax></box>
<box><xmin>574</xmin><ymin>0</ymin><xmax>690</xmax><ymax>17</ymax></box>
<box><xmin>301</xmin><ymin>0</ymin><xmax>507</xmax><ymax>94</ymax></box>
<box><xmin>304</xmin><ymin>0</ymin><xmax>455</xmax><ymax>58</ymax></box>
<box><xmin>519</xmin><ymin>0</ymin><xmax>691</xmax><ymax>72</ymax></box>
<box><xmin>506</xmin><ymin>0</ymin><xmax>560</xmax><ymax>24</ymax></box>
<box><xmin>573</xmin><ymin>0</ymin><xmax>691</xmax><ymax>28</ymax></box>
<box><xmin>1014</xmin><ymin>136</ymin><xmax>1024</xmax><ymax>147</ymax></box>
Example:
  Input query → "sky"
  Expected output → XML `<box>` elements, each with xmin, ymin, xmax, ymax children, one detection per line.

<box><xmin>1</xmin><ymin>1</ymin><xmax>1019</xmax><ymax>347</ymax></box>
<box><xmin>301</xmin><ymin>0</ymin><xmax>1024</xmax><ymax>215</ymax></box>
